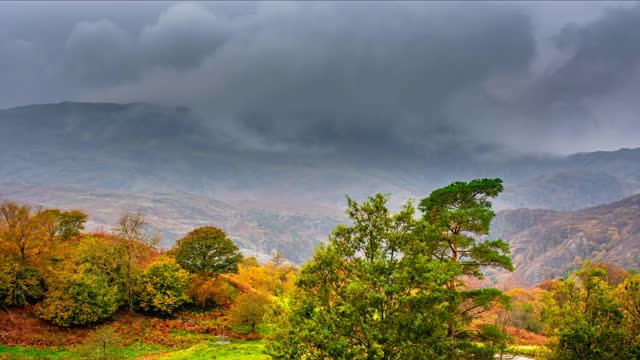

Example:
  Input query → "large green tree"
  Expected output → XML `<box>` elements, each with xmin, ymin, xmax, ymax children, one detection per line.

<box><xmin>267</xmin><ymin>194</ymin><xmax>456</xmax><ymax>359</ymax></box>
<box><xmin>418</xmin><ymin>178</ymin><xmax>513</xmax><ymax>357</ymax></box>
<box><xmin>169</xmin><ymin>226</ymin><xmax>243</xmax><ymax>275</ymax></box>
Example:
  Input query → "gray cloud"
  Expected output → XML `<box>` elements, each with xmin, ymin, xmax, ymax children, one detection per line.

<box><xmin>1</xmin><ymin>1</ymin><xmax>640</xmax><ymax>158</ymax></box>
<box><xmin>140</xmin><ymin>2</ymin><xmax>229</xmax><ymax>69</ymax></box>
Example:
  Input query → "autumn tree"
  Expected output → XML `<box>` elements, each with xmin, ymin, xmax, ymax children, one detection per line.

<box><xmin>137</xmin><ymin>256</ymin><xmax>191</xmax><ymax>316</ymax></box>
<box><xmin>228</xmin><ymin>291</ymin><xmax>271</xmax><ymax>334</ymax></box>
<box><xmin>36</xmin><ymin>261</ymin><xmax>121</xmax><ymax>326</ymax></box>
<box><xmin>0</xmin><ymin>202</ymin><xmax>87</xmax><ymax>307</ymax></box>
<box><xmin>0</xmin><ymin>202</ymin><xmax>85</xmax><ymax>263</ymax></box>
<box><xmin>542</xmin><ymin>260</ymin><xmax>635</xmax><ymax>359</ymax></box>
<box><xmin>0</xmin><ymin>259</ymin><xmax>44</xmax><ymax>307</ymax></box>
<box><xmin>617</xmin><ymin>274</ymin><xmax>640</xmax><ymax>340</ymax></box>
<box><xmin>111</xmin><ymin>209</ymin><xmax>158</xmax><ymax>310</ymax></box>
<box><xmin>418</xmin><ymin>178</ymin><xmax>513</xmax><ymax>357</ymax></box>
<box><xmin>41</xmin><ymin>208</ymin><xmax>88</xmax><ymax>241</ymax></box>
<box><xmin>188</xmin><ymin>274</ymin><xmax>234</xmax><ymax>309</ymax></box>
<box><xmin>267</xmin><ymin>194</ymin><xmax>456</xmax><ymax>359</ymax></box>
<box><xmin>169</xmin><ymin>226</ymin><xmax>243</xmax><ymax>275</ymax></box>
<box><xmin>36</xmin><ymin>235</ymin><xmax>122</xmax><ymax>326</ymax></box>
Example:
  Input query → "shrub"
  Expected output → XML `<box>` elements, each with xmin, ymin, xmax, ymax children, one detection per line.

<box><xmin>138</xmin><ymin>256</ymin><xmax>191</xmax><ymax>315</ymax></box>
<box><xmin>0</xmin><ymin>259</ymin><xmax>44</xmax><ymax>307</ymax></box>
<box><xmin>36</xmin><ymin>263</ymin><xmax>121</xmax><ymax>326</ymax></box>
<box><xmin>188</xmin><ymin>274</ymin><xmax>234</xmax><ymax>309</ymax></box>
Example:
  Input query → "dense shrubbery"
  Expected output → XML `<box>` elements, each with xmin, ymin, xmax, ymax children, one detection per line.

<box><xmin>0</xmin><ymin>203</ymin><xmax>256</xmax><ymax>326</ymax></box>
<box><xmin>36</xmin><ymin>262</ymin><xmax>121</xmax><ymax>326</ymax></box>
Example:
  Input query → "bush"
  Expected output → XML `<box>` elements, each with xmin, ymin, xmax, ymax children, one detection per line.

<box><xmin>36</xmin><ymin>263</ymin><xmax>121</xmax><ymax>326</ymax></box>
<box><xmin>227</xmin><ymin>291</ymin><xmax>271</xmax><ymax>334</ymax></box>
<box><xmin>138</xmin><ymin>256</ymin><xmax>191</xmax><ymax>315</ymax></box>
<box><xmin>0</xmin><ymin>259</ymin><xmax>44</xmax><ymax>307</ymax></box>
<box><xmin>188</xmin><ymin>274</ymin><xmax>234</xmax><ymax>309</ymax></box>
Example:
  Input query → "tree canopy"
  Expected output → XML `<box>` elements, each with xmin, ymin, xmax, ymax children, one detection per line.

<box><xmin>169</xmin><ymin>226</ymin><xmax>243</xmax><ymax>275</ymax></box>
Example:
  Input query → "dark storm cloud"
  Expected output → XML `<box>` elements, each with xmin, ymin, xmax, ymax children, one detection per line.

<box><xmin>89</xmin><ymin>2</ymin><xmax>537</xmax><ymax>157</ymax></box>
<box><xmin>0</xmin><ymin>1</ymin><xmax>639</xmax><ymax>156</ymax></box>
<box><xmin>520</xmin><ymin>3</ymin><xmax>640</xmax><ymax>153</ymax></box>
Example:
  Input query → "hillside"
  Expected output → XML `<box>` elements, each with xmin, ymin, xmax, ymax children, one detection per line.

<box><xmin>0</xmin><ymin>183</ymin><xmax>343</xmax><ymax>264</ymax></box>
<box><xmin>3</xmin><ymin>102</ymin><xmax>640</xmax><ymax>265</ymax></box>
<box><xmin>492</xmin><ymin>194</ymin><xmax>640</xmax><ymax>285</ymax></box>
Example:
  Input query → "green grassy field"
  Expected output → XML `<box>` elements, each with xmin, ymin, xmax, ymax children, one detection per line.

<box><xmin>158</xmin><ymin>341</ymin><xmax>267</xmax><ymax>360</ymax></box>
<box><xmin>0</xmin><ymin>340</ymin><xmax>267</xmax><ymax>360</ymax></box>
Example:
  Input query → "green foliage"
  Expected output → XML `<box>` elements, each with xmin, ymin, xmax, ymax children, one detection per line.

<box><xmin>169</xmin><ymin>226</ymin><xmax>243</xmax><ymax>275</ymax></box>
<box><xmin>542</xmin><ymin>260</ymin><xmax>637</xmax><ymax>359</ymax></box>
<box><xmin>0</xmin><ymin>202</ymin><xmax>87</xmax><ymax>308</ymax></box>
<box><xmin>0</xmin><ymin>259</ymin><xmax>44</xmax><ymax>306</ymax></box>
<box><xmin>418</xmin><ymin>178</ymin><xmax>512</xmax><ymax>357</ymax></box>
<box><xmin>137</xmin><ymin>256</ymin><xmax>191</xmax><ymax>316</ymax></box>
<box><xmin>47</xmin><ymin>209</ymin><xmax>88</xmax><ymax>241</ymax></box>
<box><xmin>267</xmin><ymin>193</ymin><xmax>457</xmax><ymax>359</ymax></box>
<box><xmin>228</xmin><ymin>291</ymin><xmax>271</xmax><ymax>333</ymax></box>
<box><xmin>418</xmin><ymin>178</ymin><xmax>513</xmax><ymax>275</ymax></box>
<box><xmin>477</xmin><ymin>324</ymin><xmax>510</xmax><ymax>358</ymax></box>
<box><xmin>36</xmin><ymin>262</ymin><xmax>121</xmax><ymax>326</ymax></box>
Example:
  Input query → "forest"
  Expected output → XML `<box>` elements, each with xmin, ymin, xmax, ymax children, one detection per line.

<box><xmin>1</xmin><ymin>178</ymin><xmax>639</xmax><ymax>359</ymax></box>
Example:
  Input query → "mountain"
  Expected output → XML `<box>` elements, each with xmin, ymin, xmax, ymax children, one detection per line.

<box><xmin>0</xmin><ymin>183</ymin><xmax>343</xmax><ymax>264</ymax></box>
<box><xmin>3</xmin><ymin>101</ymin><xmax>640</xmax><ymax>264</ymax></box>
<box><xmin>492</xmin><ymin>194</ymin><xmax>640</xmax><ymax>286</ymax></box>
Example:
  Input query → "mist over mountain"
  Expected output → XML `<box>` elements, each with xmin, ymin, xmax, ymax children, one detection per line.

<box><xmin>2</xmin><ymin>102</ymin><xmax>640</xmax><ymax>264</ymax></box>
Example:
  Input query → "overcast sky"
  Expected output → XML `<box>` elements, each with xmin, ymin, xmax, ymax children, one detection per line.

<box><xmin>1</xmin><ymin>1</ymin><xmax>639</xmax><ymax>156</ymax></box>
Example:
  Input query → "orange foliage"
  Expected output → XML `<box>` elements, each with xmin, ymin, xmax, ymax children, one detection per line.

<box><xmin>189</xmin><ymin>274</ymin><xmax>235</xmax><ymax>309</ymax></box>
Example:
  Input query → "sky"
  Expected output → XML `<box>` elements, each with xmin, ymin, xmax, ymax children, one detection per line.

<box><xmin>1</xmin><ymin>1</ymin><xmax>640</xmax><ymax>157</ymax></box>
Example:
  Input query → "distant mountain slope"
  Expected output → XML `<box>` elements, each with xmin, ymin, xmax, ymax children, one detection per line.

<box><xmin>492</xmin><ymin>194</ymin><xmax>640</xmax><ymax>285</ymax></box>
<box><xmin>3</xmin><ymin>101</ymin><xmax>640</xmax><ymax>266</ymax></box>
<box><xmin>0</xmin><ymin>183</ymin><xmax>343</xmax><ymax>264</ymax></box>
<box><xmin>3</xmin><ymin>101</ymin><xmax>640</xmax><ymax>211</ymax></box>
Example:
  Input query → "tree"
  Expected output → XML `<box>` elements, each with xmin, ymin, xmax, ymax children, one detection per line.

<box><xmin>36</xmin><ymin>234</ymin><xmax>123</xmax><ymax>326</ymax></box>
<box><xmin>111</xmin><ymin>209</ymin><xmax>158</xmax><ymax>310</ymax></box>
<box><xmin>188</xmin><ymin>274</ymin><xmax>234</xmax><ymax>309</ymax></box>
<box><xmin>112</xmin><ymin>209</ymin><xmax>160</xmax><ymax>249</ymax></box>
<box><xmin>0</xmin><ymin>203</ymin><xmax>88</xmax><ymax>264</ymax></box>
<box><xmin>418</xmin><ymin>178</ymin><xmax>513</xmax><ymax>357</ymax></box>
<box><xmin>0</xmin><ymin>259</ymin><xmax>44</xmax><ymax>307</ymax></box>
<box><xmin>0</xmin><ymin>202</ymin><xmax>87</xmax><ymax>307</ymax></box>
<box><xmin>36</xmin><ymin>263</ymin><xmax>121</xmax><ymax>326</ymax></box>
<box><xmin>267</xmin><ymin>194</ymin><xmax>456</xmax><ymax>359</ymax></box>
<box><xmin>0</xmin><ymin>202</ymin><xmax>53</xmax><ymax>263</ymax></box>
<box><xmin>169</xmin><ymin>226</ymin><xmax>243</xmax><ymax>275</ymax></box>
<box><xmin>542</xmin><ymin>260</ymin><xmax>633</xmax><ymax>360</ymax></box>
<box><xmin>618</xmin><ymin>274</ymin><xmax>640</xmax><ymax>331</ymax></box>
<box><xmin>228</xmin><ymin>291</ymin><xmax>271</xmax><ymax>334</ymax></box>
<box><xmin>42</xmin><ymin>209</ymin><xmax>88</xmax><ymax>241</ymax></box>
<box><xmin>137</xmin><ymin>256</ymin><xmax>191</xmax><ymax>316</ymax></box>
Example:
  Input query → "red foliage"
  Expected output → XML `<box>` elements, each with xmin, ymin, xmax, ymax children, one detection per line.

<box><xmin>504</xmin><ymin>326</ymin><xmax>548</xmax><ymax>346</ymax></box>
<box><xmin>0</xmin><ymin>305</ymin><xmax>257</xmax><ymax>348</ymax></box>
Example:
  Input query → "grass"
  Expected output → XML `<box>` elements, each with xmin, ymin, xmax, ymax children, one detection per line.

<box><xmin>0</xmin><ymin>346</ymin><xmax>71</xmax><ymax>359</ymax></box>
<box><xmin>0</xmin><ymin>343</ymin><xmax>171</xmax><ymax>359</ymax></box>
<box><xmin>503</xmin><ymin>344</ymin><xmax>548</xmax><ymax>358</ymax></box>
<box><xmin>0</xmin><ymin>341</ymin><xmax>267</xmax><ymax>360</ymax></box>
<box><xmin>154</xmin><ymin>341</ymin><xmax>267</xmax><ymax>360</ymax></box>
